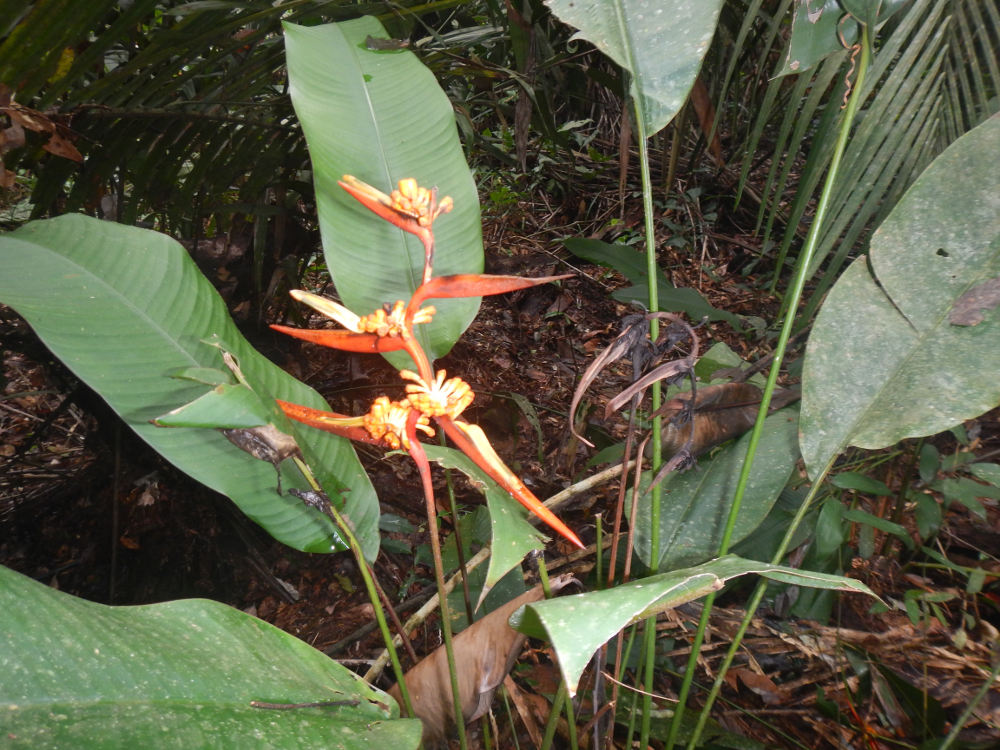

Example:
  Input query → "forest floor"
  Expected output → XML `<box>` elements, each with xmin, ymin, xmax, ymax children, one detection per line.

<box><xmin>2</xmin><ymin>187</ymin><xmax>999</xmax><ymax>748</ymax></box>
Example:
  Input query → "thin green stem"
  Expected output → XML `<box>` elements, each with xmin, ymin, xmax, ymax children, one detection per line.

<box><xmin>633</xmin><ymin>83</ymin><xmax>664</xmax><ymax>750</ymax></box>
<box><xmin>594</xmin><ymin>513</ymin><xmax>604</xmax><ymax>590</ymax></box>
<box><xmin>290</xmin><ymin>456</ymin><xmax>415</xmax><ymax>719</ymax></box>
<box><xmin>441</xmin><ymin>431</ymin><xmax>474</xmax><ymax>624</ymax></box>
<box><xmin>939</xmin><ymin>655</ymin><xmax>1000</xmax><ymax>749</ymax></box>
<box><xmin>688</xmin><ymin>459</ymin><xmax>835</xmax><ymax>747</ymax></box>
<box><xmin>564</xmin><ymin>682</ymin><xmax>579</xmax><ymax>750</ymax></box>
<box><xmin>537</xmin><ymin>556</ymin><xmax>552</xmax><ymax>598</ymax></box>
<box><xmin>539</xmin><ymin>684</ymin><xmax>566</xmax><ymax>750</ymax></box>
<box><xmin>677</xmin><ymin>27</ymin><xmax>871</xmax><ymax>750</ymax></box>
<box><xmin>667</xmin><ymin>28</ymin><xmax>869</xmax><ymax>748</ymax></box>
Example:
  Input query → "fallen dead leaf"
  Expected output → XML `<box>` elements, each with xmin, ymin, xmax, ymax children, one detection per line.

<box><xmin>388</xmin><ymin>575</ymin><xmax>573</xmax><ymax>744</ymax></box>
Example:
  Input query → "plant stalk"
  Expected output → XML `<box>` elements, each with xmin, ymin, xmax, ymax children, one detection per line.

<box><xmin>290</xmin><ymin>456</ymin><xmax>415</xmax><ymax>719</ymax></box>
<box><xmin>407</xmin><ymin>438</ymin><xmax>468</xmax><ymax>749</ymax></box>
<box><xmin>632</xmin><ymin>80</ymin><xmax>664</xmax><ymax>750</ymax></box>
<box><xmin>684</xmin><ymin>28</ymin><xmax>871</xmax><ymax>749</ymax></box>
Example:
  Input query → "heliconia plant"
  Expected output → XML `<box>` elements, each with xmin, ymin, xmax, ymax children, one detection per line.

<box><xmin>271</xmin><ymin>174</ymin><xmax>583</xmax><ymax>550</ymax></box>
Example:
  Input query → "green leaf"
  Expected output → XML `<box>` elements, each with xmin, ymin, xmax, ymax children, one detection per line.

<box><xmin>933</xmin><ymin>477</ymin><xmax>1000</xmax><ymax>520</ymax></box>
<box><xmin>563</xmin><ymin>238</ymin><xmax>740</xmax><ymax>325</ymax></box>
<box><xmin>830</xmin><ymin>471</ymin><xmax>891</xmax><ymax>495</ymax></box>
<box><xmin>545</xmin><ymin>0</ymin><xmax>725</xmax><ymax>135</ymax></box>
<box><xmin>511</xmin><ymin>554</ymin><xmax>879</xmax><ymax>695</ymax></box>
<box><xmin>153</xmin><ymin>383</ymin><xmax>271</xmax><ymax>429</ymax></box>
<box><xmin>170</xmin><ymin>366</ymin><xmax>234</xmax><ymax>387</ymax></box>
<box><xmin>634</xmin><ymin>406</ymin><xmax>800</xmax><ymax>572</ymax></box>
<box><xmin>800</xmin><ymin>116</ymin><xmax>1000</xmax><ymax>476</ymax></box>
<box><xmin>968</xmin><ymin>462</ymin><xmax>1000</xmax><ymax>488</ymax></box>
<box><xmin>0</xmin><ymin>565</ymin><xmax>421</xmax><ymax>749</ymax></box>
<box><xmin>0</xmin><ymin>215</ymin><xmax>378</xmax><ymax>556</ymax></box>
<box><xmin>913</xmin><ymin>493</ymin><xmax>941</xmax><ymax>539</ymax></box>
<box><xmin>839</xmin><ymin>0</ymin><xmax>912</xmax><ymax>29</ymax></box>
<box><xmin>842</xmin><ymin>508</ymin><xmax>914</xmax><ymax>550</ymax></box>
<box><xmin>777</xmin><ymin>0</ymin><xmax>859</xmax><ymax>77</ymax></box>
<box><xmin>422</xmin><ymin>444</ymin><xmax>546</xmax><ymax>600</ymax></box>
<box><xmin>284</xmin><ymin>19</ymin><xmax>482</xmax><ymax>367</ymax></box>
<box><xmin>918</xmin><ymin>443</ymin><xmax>940</xmax><ymax>482</ymax></box>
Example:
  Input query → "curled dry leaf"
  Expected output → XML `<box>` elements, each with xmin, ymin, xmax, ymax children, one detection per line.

<box><xmin>1</xmin><ymin>100</ymin><xmax>83</xmax><ymax>162</ymax></box>
<box><xmin>388</xmin><ymin>575</ymin><xmax>574</xmax><ymax>744</ymax></box>
<box><xmin>603</xmin><ymin>356</ymin><xmax>696</xmax><ymax>416</ymax></box>
<box><xmin>569</xmin><ymin>312</ymin><xmax>693</xmax><ymax>447</ymax></box>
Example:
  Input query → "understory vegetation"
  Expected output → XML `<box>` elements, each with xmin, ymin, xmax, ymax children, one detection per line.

<box><xmin>1</xmin><ymin>1</ymin><xmax>999</xmax><ymax>748</ymax></box>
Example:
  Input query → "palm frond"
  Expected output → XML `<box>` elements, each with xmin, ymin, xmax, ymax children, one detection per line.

<box><xmin>715</xmin><ymin>0</ymin><xmax>999</xmax><ymax>321</ymax></box>
<box><xmin>0</xmin><ymin>0</ymin><xmax>463</xmax><ymax>235</ymax></box>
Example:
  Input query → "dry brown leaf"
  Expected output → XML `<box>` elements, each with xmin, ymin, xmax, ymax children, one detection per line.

<box><xmin>2</xmin><ymin>122</ymin><xmax>26</xmax><ymax>153</ymax></box>
<box><xmin>221</xmin><ymin>424</ymin><xmax>301</xmax><ymax>467</ymax></box>
<box><xmin>501</xmin><ymin>674</ymin><xmax>544</xmax><ymax>748</ymax></box>
<box><xmin>388</xmin><ymin>575</ymin><xmax>573</xmax><ymax>744</ymax></box>
<box><xmin>689</xmin><ymin>75</ymin><xmax>724</xmax><ymax>164</ymax></box>
<box><xmin>3</xmin><ymin>102</ymin><xmax>54</xmax><ymax>133</ymax></box>
<box><xmin>732</xmin><ymin>667</ymin><xmax>787</xmax><ymax>705</ymax></box>
<box><xmin>658</xmin><ymin>382</ymin><xmax>800</xmax><ymax>457</ymax></box>
<box><xmin>0</xmin><ymin>164</ymin><xmax>15</xmax><ymax>189</ymax></box>
<box><xmin>42</xmin><ymin>131</ymin><xmax>82</xmax><ymax>162</ymax></box>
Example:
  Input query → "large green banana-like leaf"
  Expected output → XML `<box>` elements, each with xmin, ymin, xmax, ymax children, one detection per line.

<box><xmin>800</xmin><ymin>115</ymin><xmax>1000</xmax><ymax>476</ymax></box>
<box><xmin>0</xmin><ymin>215</ymin><xmax>379</xmax><ymax>557</ymax></box>
<box><xmin>284</xmin><ymin>19</ymin><xmax>482</xmax><ymax>366</ymax></box>
<box><xmin>511</xmin><ymin>555</ymin><xmax>878</xmax><ymax>696</ymax></box>
<box><xmin>776</xmin><ymin>0</ymin><xmax>910</xmax><ymax>76</ymax></box>
<box><xmin>545</xmin><ymin>0</ymin><xmax>725</xmax><ymax>135</ymax></box>
<box><xmin>0</xmin><ymin>565</ymin><xmax>421</xmax><ymax>749</ymax></box>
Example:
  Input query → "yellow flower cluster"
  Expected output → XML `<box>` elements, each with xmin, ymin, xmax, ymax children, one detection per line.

<box><xmin>390</xmin><ymin>178</ymin><xmax>454</xmax><ymax>228</ymax></box>
<box><xmin>356</xmin><ymin>300</ymin><xmax>436</xmax><ymax>337</ymax></box>
<box><xmin>401</xmin><ymin>369</ymin><xmax>474</xmax><ymax>419</ymax></box>
<box><xmin>363</xmin><ymin>396</ymin><xmax>433</xmax><ymax>450</ymax></box>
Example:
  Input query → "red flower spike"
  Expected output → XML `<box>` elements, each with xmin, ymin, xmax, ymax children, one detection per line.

<box><xmin>438</xmin><ymin>417</ymin><xmax>584</xmax><ymax>549</ymax></box>
<box><xmin>269</xmin><ymin>324</ymin><xmax>408</xmax><ymax>353</ymax></box>
<box><xmin>275</xmin><ymin>400</ymin><xmax>384</xmax><ymax>445</ymax></box>
<box><xmin>408</xmin><ymin>273</ymin><xmax>574</xmax><ymax>316</ymax></box>
<box><xmin>403</xmin><ymin>414</ymin><xmax>442</xmax><ymax>515</ymax></box>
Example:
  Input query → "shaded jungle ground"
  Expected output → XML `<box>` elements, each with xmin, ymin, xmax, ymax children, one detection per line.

<box><xmin>2</xmin><ymin>169</ymin><xmax>999</xmax><ymax>747</ymax></box>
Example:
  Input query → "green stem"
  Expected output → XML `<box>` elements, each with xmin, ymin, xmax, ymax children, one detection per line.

<box><xmin>441</xmin><ymin>431</ymin><xmax>474</xmax><ymax>625</ymax></box>
<box><xmin>939</xmin><ymin>655</ymin><xmax>1000</xmax><ymax>750</ymax></box>
<box><xmin>290</xmin><ymin>456</ymin><xmax>415</xmax><ymax>719</ymax></box>
<box><xmin>688</xmin><ymin>460</ymin><xmax>834</xmax><ymax>747</ymax></box>
<box><xmin>685</xmin><ymin>30</ymin><xmax>871</xmax><ymax>749</ymax></box>
<box><xmin>539</xmin><ymin>683</ymin><xmax>567</xmax><ymax>750</ymax></box>
<box><xmin>536</xmin><ymin>558</ymin><xmax>579</xmax><ymax>749</ymax></box>
<box><xmin>633</xmin><ymin>82</ymin><xmax>664</xmax><ymax>750</ymax></box>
